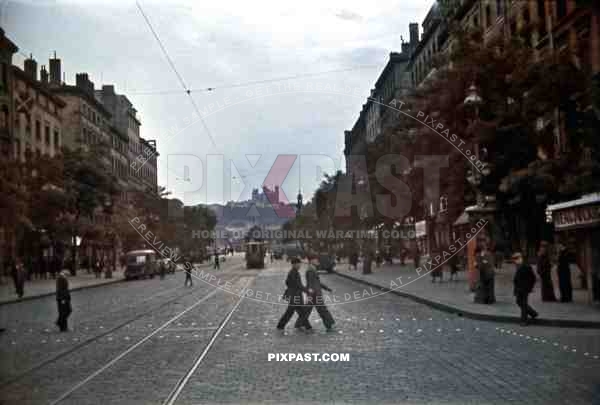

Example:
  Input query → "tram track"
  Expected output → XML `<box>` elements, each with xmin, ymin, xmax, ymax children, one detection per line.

<box><xmin>0</xmin><ymin>270</ymin><xmax>242</xmax><ymax>390</ymax></box>
<box><xmin>45</xmin><ymin>276</ymin><xmax>253</xmax><ymax>405</ymax></box>
<box><xmin>162</xmin><ymin>277</ymin><xmax>252</xmax><ymax>405</ymax></box>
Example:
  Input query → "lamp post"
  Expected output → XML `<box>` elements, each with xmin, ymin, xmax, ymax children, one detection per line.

<box><xmin>463</xmin><ymin>83</ymin><xmax>498</xmax><ymax>292</ymax></box>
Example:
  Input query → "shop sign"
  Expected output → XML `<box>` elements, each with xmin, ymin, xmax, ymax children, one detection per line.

<box><xmin>553</xmin><ymin>204</ymin><xmax>600</xmax><ymax>230</ymax></box>
<box><xmin>415</xmin><ymin>220</ymin><xmax>427</xmax><ymax>238</ymax></box>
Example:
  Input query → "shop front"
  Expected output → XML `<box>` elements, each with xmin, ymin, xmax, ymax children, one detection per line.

<box><xmin>547</xmin><ymin>193</ymin><xmax>600</xmax><ymax>304</ymax></box>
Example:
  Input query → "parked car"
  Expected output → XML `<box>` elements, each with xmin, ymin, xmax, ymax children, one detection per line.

<box><xmin>318</xmin><ymin>254</ymin><xmax>336</xmax><ymax>273</ymax></box>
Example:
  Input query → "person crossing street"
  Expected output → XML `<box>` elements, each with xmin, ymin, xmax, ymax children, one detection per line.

<box><xmin>304</xmin><ymin>255</ymin><xmax>335</xmax><ymax>332</ymax></box>
<box><xmin>277</xmin><ymin>257</ymin><xmax>311</xmax><ymax>332</ymax></box>
<box><xmin>184</xmin><ymin>262</ymin><xmax>193</xmax><ymax>287</ymax></box>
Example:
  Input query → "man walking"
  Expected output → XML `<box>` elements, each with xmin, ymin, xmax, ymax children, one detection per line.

<box><xmin>184</xmin><ymin>265</ymin><xmax>193</xmax><ymax>287</ymax></box>
<box><xmin>55</xmin><ymin>271</ymin><xmax>72</xmax><ymax>332</ymax></box>
<box><xmin>305</xmin><ymin>255</ymin><xmax>335</xmax><ymax>332</ymax></box>
<box><xmin>512</xmin><ymin>252</ymin><xmax>538</xmax><ymax>326</ymax></box>
<box><xmin>214</xmin><ymin>253</ymin><xmax>220</xmax><ymax>270</ymax></box>
<box><xmin>277</xmin><ymin>257</ymin><xmax>311</xmax><ymax>332</ymax></box>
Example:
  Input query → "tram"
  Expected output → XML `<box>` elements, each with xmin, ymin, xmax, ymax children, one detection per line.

<box><xmin>245</xmin><ymin>241</ymin><xmax>266</xmax><ymax>269</ymax></box>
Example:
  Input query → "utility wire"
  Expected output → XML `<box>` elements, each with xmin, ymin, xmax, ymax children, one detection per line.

<box><xmin>127</xmin><ymin>64</ymin><xmax>381</xmax><ymax>95</ymax></box>
<box><xmin>136</xmin><ymin>1</ymin><xmax>216</xmax><ymax>147</ymax></box>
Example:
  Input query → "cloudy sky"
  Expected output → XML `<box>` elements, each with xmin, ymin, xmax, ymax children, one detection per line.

<box><xmin>4</xmin><ymin>0</ymin><xmax>430</xmax><ymax>206</ymax></box>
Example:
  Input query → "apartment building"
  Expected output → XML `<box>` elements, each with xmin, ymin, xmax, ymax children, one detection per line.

<box><xmin>12</xmin><ymin>57</ymin><xmax>65</xmax><ymax>160</ymax></box>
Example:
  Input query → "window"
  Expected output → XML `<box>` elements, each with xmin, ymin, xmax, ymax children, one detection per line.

<box><xmin>496</xmin><ymin>0</ymin><xmax>503</xmax><ymax>18</ymax></box>
<box><xmin>523</xmin><ymin>8</ymin><xmax>530</xmax><ymax>25</ymax></box>
<box><xmin>1</xmin><ymin>63</ymin><xmax>7</xmax><ymax>91</ymax></box>
<box><xmin>35</xmin><ymin>120</ymin><xmax>41</xmax><ymax>141</ymax></box>
<box><xmin>485</xmin><ymin>5</ymin><xmax>492</xmax><ymax>27</ymax></box>
<box><xmin>54</xmin><ymin>130</ymin><xmax>59</xmax><ymax>149</ymax></box>
<box><xmin>556</xmin><ymin>0</ymin><xmax>567</xmax><ymax>19</ymax></box>
<box><xmin>45</xmin><ymin>125</ymin><xmax>50</xmax><ymax>145</ymax></box>
<box><xmin>15</xmin><ymin>139</ymin><xmax>21</xmax><ymax>159</ymax></box>
<box><xmin>440</xmin><ymin>196</ymin><xmax>448</xmax><ymax>213</ymax></box>
<box><xmin>0</xmin><ymin>105</ymin><xmax>7</xmax><ymax>129</ymax></box>
<box><xmin>473</xmin><ymin>15</ymin><xmax>479</xmax><ymax>27</ymax></box>
<box><xmin>537</xmin><ymin>0</ymin><xmax>546</xmax><ymax>19</ymax></box>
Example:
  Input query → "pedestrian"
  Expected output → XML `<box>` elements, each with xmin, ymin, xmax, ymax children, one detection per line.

<box><xmin>304</xmin><ymin>255</ymin><xmax>335</xmax><ymax>332</ymax></box>
<box><xmin>536</xmin><ymin>243</ymin><xmax>556</xmax><ymax>302</ymax></box>
<box><xmin>276</xmin><ymin>257</ymin><xmax>311</xmax><ymax>332</ymax></box>
<box><xmin>13</xmin><ymin>258</ymin><xmax>26</xmax><ymax>299</ymax></box>
<box><xmin>159</xmin><ymin>259</ymin><xmax>166</xmax><ymax>280</ymax></box>
<box><xmin>512</xmin><ymin>252</ymin><xmax>538</xmax><ymax>326</ymax></box>
<box><xmin>55</xmin><ymin>270</ymin><xmax>72</xmax><ymax>332</ymax></box>
<box><xmin>214</xmin><ymin>253</ymin><xmax>220</xmax><ymax>270</ymax></box>
<box><xmin>94</xmin><ymin>257</ymin><xmax>101</xmax><ymax>279</ymax></box>
<box><xmin>556</xmin><ymin>243</ymin><xmax>573</xmax><ymax>303</ymax></box>
<box><xmin>349</xmin><ymin>252</ymin><xmax>358</xmax><ymax>271</ymax></box>
<box><xmin>184</xmin><ymin>264</ymin><xmax>193</xmax><ymax>287</ymax></box>
<box><xmin>475</xmin><ymin>245</ymin><xmax>496</xmax><ymax>304</ymax></box>
<box><xmin>448</xmin><ymin>254</ymin><xmax>459</xmax><ymax>281</ymax></box>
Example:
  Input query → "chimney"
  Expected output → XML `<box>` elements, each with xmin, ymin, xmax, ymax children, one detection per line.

<box><xmin>49</xmin><ymin>51</ymin><xmax>61</xmax><ymax>85</ymax></box>
<box><xmin>401</xmin><ymin>42</ymin><xmax>410</xmax><ymax>55</ymax></box>
<box><xmin>40</xmin><ymin>65</ymin><xmax>49</xmax><ymax>84</ymax></box>
<box><xmin>76</xmin><ymin>73</ymin><xmax>88</xmax><ymax>89</ymax></box>
<box><xmin>102</xmin><ymin>84</ymin><xmax>115</xmax><ymax>95</ymax></box>
<box><xmin>24</xmin><ymin>54</ymin><xmax>37</xmax><ymax>81</ymax></box>
<box><xmin>409</xmin><ymin>23</ymin><xmax>419</xmax><ymax>46</ymax></box>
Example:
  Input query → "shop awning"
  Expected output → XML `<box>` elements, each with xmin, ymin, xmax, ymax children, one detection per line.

<box><xmin>453</xmin><ymin>211</ymin><xmax>470</xmax><ymax>226</ymax></box>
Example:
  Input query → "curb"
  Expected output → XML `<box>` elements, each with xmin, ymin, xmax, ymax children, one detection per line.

<box><xmin>0</xmin><ymin>277</ymin><xmax>124</xmax><ymax>306</ymax></box>
<box><xmin>0</xmin><ymin>261</ymin><xmax>227</xmax><ymax>306</ymax></box>
<box><xmin>333</xmin><ymin>271</ymin><xmax>600</xmax><ymax>329</ymax></box>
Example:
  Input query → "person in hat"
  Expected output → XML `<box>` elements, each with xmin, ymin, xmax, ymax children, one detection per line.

<box><xmin>512</xmin><ymin>252</ymin><xmax>538</xmax><ymax>326</ymax></box>
<box><xmin>277</xmin><ymin>256</ymin><xmax>311</xmax><ymax>331</ymax></box>
<box><xmin>304</xmin><ymin>255</ymin><xmax>335</xmax><ymax>332</ymax></box>
<box><xmin>56</xmin><ymin>270</ymin><xmax>72</xmax><ymax>332</ymax></box>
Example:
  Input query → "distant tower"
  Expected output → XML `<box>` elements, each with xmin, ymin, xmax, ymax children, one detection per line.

<box><xmin>297</xmin><ymin>189</ymin><xmax>303</xmax><ymax>212</ymax></box>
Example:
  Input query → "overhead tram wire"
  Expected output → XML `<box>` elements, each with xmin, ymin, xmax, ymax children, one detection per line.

<box><xmin>126</xmin><ymin>64</ymin><xmax>382</xmax><ymax>96</ymax></box>
<box><xmin>135</xmin><ymin>1</ymin><xmax>216</xmax><ymax>147</ymax></box>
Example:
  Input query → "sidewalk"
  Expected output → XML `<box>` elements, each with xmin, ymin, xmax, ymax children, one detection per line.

<box><xmin>0</xmin><ymin>268</ymin><xmax>125</xmax><ymax>305</ymax></box>
<box><xmin>0</xmin><ymin>259</ymin><xmax>223</xmax><ymax>305</ymax></box>
<box><xmin>335</xmin><ymin>260</ymin><xmax>600</xmax><ymax>328</ymax></box>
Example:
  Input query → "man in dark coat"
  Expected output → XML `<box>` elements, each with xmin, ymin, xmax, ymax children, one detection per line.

<box><xmin>512</xmin><ymin>252</ymin><xmax>538</xmax><ymax>325</ymax></box>
<box><xmin>536</xmin><ymin>243</ymin><xmax>556</xmax><ymax>301</ymax></box>
<box><xmin>556</xmin><ymin>243</ymin><xmax>573</xmax><ymax>303</ymax></box>
<box><xmin>304</xmin><ymin>255</ymin><xmax>335</xmax><ymax>331</ymax></box>
<box><xmin>475</xmin><ymin>246</ymin><xmax>496</xmax><ymax>304</ymax></box>
<box><xmin>277</xmin><ymin>257</ymin><xmax>311</xmax><ymax>331</ymax></box>
<box><xmin>55</xmin><ymin>271</ymin><xmax>72</xmax><ymax>332</ymax></box>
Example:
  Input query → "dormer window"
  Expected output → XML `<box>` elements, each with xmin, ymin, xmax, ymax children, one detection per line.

<box><xmin>440</xmin><ymin>196</ymin><xmax>448</xmax><ymax>213</ymax></box>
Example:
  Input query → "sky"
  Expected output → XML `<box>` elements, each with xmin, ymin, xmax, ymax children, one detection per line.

<box><xmin>4</xmin><ymin>0</ymin><xmax>431</xmax><ymax>206</ymax></box>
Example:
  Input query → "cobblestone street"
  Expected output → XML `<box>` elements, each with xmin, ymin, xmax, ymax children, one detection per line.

<box><xmin>1</xmin><ymin>258</ymin><xmax>599</xmax><ymax>405</ymax></box>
